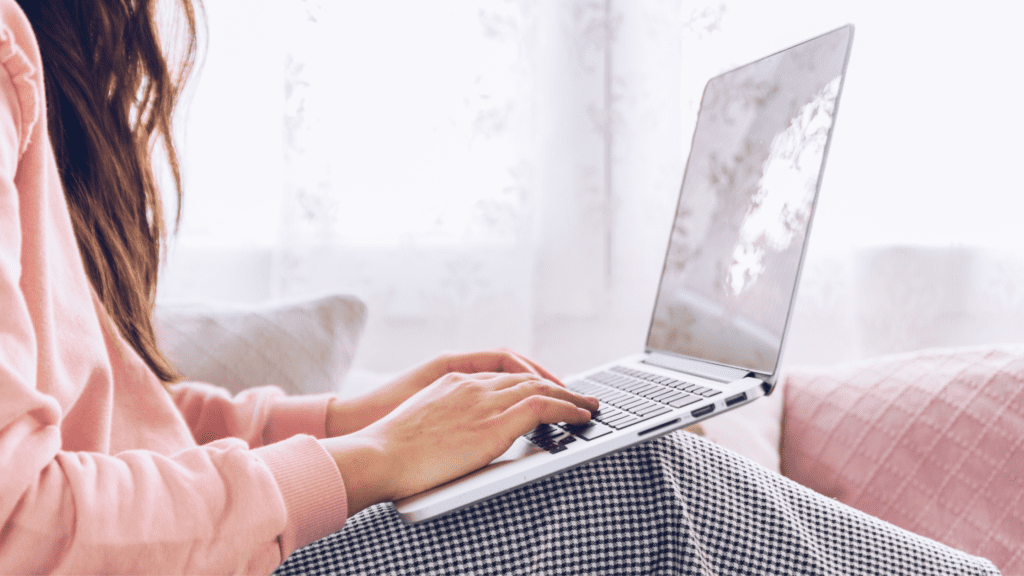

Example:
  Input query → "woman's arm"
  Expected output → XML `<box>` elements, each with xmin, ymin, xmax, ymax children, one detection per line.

<box><xmin>325</xmin><ymin>348</ymin><xmax>569</xmax><ymax>437</ymax></box>
<box><xmin>170</xmin><ymin>347</ymin><xmax>597</xmax><ymax>518</ymax></box>
<box><xmin>0</xmin><ymin>408</ymin><xmax>345</xmax><ymax>574</ymax></box>
<box><xmin>171</xmin><ymin>381</ymin><xmax>336</xmax><ymax>446</ymax></box>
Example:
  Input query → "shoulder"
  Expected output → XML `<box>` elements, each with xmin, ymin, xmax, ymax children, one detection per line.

<box><xmin>0</xmin><ymin>0</ymin><xmax>42</xmax><ymax>160</ymax></box>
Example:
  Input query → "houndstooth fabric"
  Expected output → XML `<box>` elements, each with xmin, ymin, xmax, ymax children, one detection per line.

<box><xmin>275</xmin><ymin>432</ymin><xmax>1001</xmax><ymax>575</ymax></box>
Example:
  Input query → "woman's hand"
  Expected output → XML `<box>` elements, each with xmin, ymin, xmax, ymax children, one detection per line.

<box><xmin>326</xmin><ymin>349</ymin><xmax>565</xmax><ymax>437</ymax></box>
<box><xmin>320</xmin><ymin>371</ymin><xmax>598</xmax><ymax>517</ymax></box>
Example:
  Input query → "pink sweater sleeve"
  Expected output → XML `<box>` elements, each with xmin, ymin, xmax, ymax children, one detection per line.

<box><xmin>169</xmin><ymin>381</ymin><xmax>337</xmax><ymax>446</ymax></box>
<box><xmin>0</xmin><ymin>4</ymin><xmax>348</xmax><ymax>572</ymax></box>
<box><xmin>2</xmin><ymin>433</ymin><xmax>343</xmax><ymax>574</ymax></box>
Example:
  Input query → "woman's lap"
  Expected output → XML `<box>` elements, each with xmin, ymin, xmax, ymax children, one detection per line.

<box><xmin>276</xmin><ymin>432</ymin><xmax>999</xmax><ymax>575</ymax></box>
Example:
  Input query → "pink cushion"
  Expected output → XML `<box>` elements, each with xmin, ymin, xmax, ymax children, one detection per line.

<box><xmin>780</xmin><ymin>345</ymin><xmax>1024</xmax><ymax>574</ymax></box>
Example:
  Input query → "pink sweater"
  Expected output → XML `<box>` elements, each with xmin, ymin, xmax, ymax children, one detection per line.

<box><xmin>0</xmin><ymin>2</ymin><xmax>349</xmax><ymax>573</ymax></box>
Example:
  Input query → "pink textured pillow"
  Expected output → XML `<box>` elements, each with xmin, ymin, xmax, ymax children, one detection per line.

<box><xmin>781</xmin><ymin>346</ymin><xmax>1024</xmax><ymax>574</ymax></box>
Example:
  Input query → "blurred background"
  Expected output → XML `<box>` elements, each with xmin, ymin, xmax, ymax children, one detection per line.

<box><xmin>157</xmin><ymin>0</ymin><xmax>1024</xmax><ymax>378</ymax></box>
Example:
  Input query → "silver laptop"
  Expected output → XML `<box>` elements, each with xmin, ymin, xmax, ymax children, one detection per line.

<box><xmin>396</xmin><ymin>24</ymin><xmax>854</xmax><ymax>523</ymax></box>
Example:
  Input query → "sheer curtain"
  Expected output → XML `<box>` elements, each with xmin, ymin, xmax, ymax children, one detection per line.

<box><xmin>159</xmin><ymin>0</ymin><xmax>1024</xmax><ymax>377</ymax></box>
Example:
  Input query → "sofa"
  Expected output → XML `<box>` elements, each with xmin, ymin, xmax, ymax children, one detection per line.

<box><xmin>154</xmin><ymin>295</ymin><xmax>1022</xmax><ymax>574</ymax></box>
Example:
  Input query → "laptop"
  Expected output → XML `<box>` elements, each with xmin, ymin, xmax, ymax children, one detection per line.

<box><xmin>396</xmin><ymin>24</ymin><xmax>854</xmax><ymax>523</ymax></box>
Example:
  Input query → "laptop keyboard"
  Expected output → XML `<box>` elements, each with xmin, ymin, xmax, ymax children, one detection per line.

<box><xmin>524</xmin><ymin>366</ymin><xmax>722</xmax><ymax>453</ymax></box>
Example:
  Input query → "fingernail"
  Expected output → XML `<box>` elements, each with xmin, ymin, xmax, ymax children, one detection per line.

<box><xmin>578</xmin><ymin>408</ymin><xmax>593</xmax><ymax>419</ymax></box>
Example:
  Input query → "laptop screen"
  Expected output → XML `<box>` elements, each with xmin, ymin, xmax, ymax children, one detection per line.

<box><xmin>646</xmin><ymin>25</ymin><xmax>852</xmax><ymax>376</ymax></box>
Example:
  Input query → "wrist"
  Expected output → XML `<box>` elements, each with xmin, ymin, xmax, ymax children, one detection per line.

<box><xmin>327</xmin><ymin>396</ymin><xmax>381</xmax><ymax>437</ymax></box>
<box><xmin>326</xmin><ymin>397</ymin><xmax>349</xmax><ymax>437</ymax></box>
<box><xmin>320</xmin><ymin>433</ymin><xmax>396</xmax><ymax>516</ymax></box>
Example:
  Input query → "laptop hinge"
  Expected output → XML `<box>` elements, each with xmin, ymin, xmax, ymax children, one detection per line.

<box><xmin>642</xmin><ymin>352</ymin><xmax>753</xmax><ymax>384</ymax></box>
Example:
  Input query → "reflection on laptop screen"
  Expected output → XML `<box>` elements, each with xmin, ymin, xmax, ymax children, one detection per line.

<box><xmin>647</xmin><ymin>26</ymin><xmax>850</xmax><ymax>375</ymax></box>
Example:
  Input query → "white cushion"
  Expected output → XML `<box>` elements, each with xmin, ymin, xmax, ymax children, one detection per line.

<box><xmin>154</xmin><ymin>294</ymin><xmax>367</xmax><ymax>396</ymax></box>
<box><xmin>697</xmin><ymin>378</ymin><xmax>785</xmax><ymax>474</ymax></box>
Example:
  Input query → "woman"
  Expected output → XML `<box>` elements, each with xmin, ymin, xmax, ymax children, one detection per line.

<box><xmin>0</xmin><ymin>0</ymin><xmax>1001</xmax><ymax>574</ymax></box>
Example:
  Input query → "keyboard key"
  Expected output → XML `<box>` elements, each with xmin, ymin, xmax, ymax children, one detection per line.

<box><xmin>617</xmin><ymin>381</ymin><xmax>648</xmax><ymax>394</ymax></box>
<box><xmin>651</xmin><ymin>383</ymin><xmax>675</xmax><ymax>397</ymax></box>
<box><xmin>644</xmin><ymin>406</ymin><xmax>672</xmax><ymax>419</ymax></box>
<box><xmin>595</xmin><ymin>407</ymin><xmax>627</xmax><ymax>421</ymax></box>
<box><xmin>561</xmin><ymin>421</ymin><xmax>613</xmax><ymax>440</ymax></box>
<box><xmin>631</xmin><ymin>401</ymin><xmax>664</xmax><ymax>415</ymax></box>
<box><xmin>602</xmin><ymin>391</ymin><xmax>632</xmax><ymax>404</ymax></box>
<box><xmin>633</xmin><ymin>384</ymin><xmax>663</xmax><ymax>397</ymax></box>
<box><xmin>625</xmin><ymin>411</ymin><xmax>665</xmax><ymax>427</ymax></box>
<box><xmin>649</xmin><ymin>389</ymin><xmax>683</xmax><ymax>403</ymax></box>
<box><xmin>634</xmin><ymin>401</ymin><xmax>667</xmax><ymax>414</ymax></box>
<box><xmin>668</xmin><ymin>394</ymin><xmax>701</xmax><ymax>408</ymax></box>
<box><xmin>531</xmin><ymin>432</ymin><xmax>568</xmax><ymax>449</ymax></box>
<box><xmin>598</xmin><ymin>407</ymin><xmax>630</xmax><ymax>422</ymax></box>
<box><xmin>617</xmin><ymin>397</ymin><xmax>647</xmax><ymax>411</ymax></box>
<box><xmin>546</xmin><ymin>430</ymin><xmax>571</xmax><ymax>442</ymax></box>
<box><xmin>600</xmin><ymin>412</ymin><xmax>633</xmax><ymax>426</ymax></box>
<box><xmin>651</xmin><ymin>387</ymin><xmax>684</xmax><ymax>401</ymax></box>
<box><xmin>634</xmin><ymin>400</ymin><xmax>663</xmax><ymax>413</ymax></box>
<box><xmin>525</xmin><ymin>424</ymin><xmax>558</xmax><ymax>440</ymax></box>
<box><xmin>606</xmin><ymin>414</ymin><xmax>640</xmax><ymax>429</ymax></box>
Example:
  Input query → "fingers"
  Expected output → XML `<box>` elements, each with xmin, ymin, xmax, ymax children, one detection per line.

<box><xmin>444</xmin><ymin>349</ymin><xmax>565</xmax><ymax>386</ymax></box>
<box><xmin>461</xmin><ymin>372</ymin><xmax>598</xmax><ymax>412</ymax></box>
<box><xmin>494</xmin><ymin>348</ymin><xmax>564</xmax><ymax>385</ymax></box>
<box><xmin>500</xmin><ymin>395</ymin><xmax>593</xmax><ymax>439</ymax></box>
<box><xmin>453</xmin><ymin>350</ymin><xmax>535</xmax><ymax>376</ymax></box>
<box><xmin>491</xmin><ymin>375</ymin><xmax>598</xmax><ymax>411</ymax></box>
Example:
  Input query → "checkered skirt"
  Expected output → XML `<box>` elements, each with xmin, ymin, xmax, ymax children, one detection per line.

<box><xmin>275</xmin><ymin>432</ymin><xmax>1000</xmax><ymax>575</ymax></box>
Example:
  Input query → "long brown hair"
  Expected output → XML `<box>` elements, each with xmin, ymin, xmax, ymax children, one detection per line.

<box><xmin>17</xmin><ymin>0</ymin><xmax>200</xmax><ymax>382</ymax></box>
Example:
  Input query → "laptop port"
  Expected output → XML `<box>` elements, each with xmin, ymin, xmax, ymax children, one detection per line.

<box><xmin>690</xmin><ymin>404</ymin><xmax>715</xmax><ymax>418</ymax></box>
<box><xmin>725</xmin><ymin>392</ymin><xmax>748</xmax><ymax>407</ymax></box>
